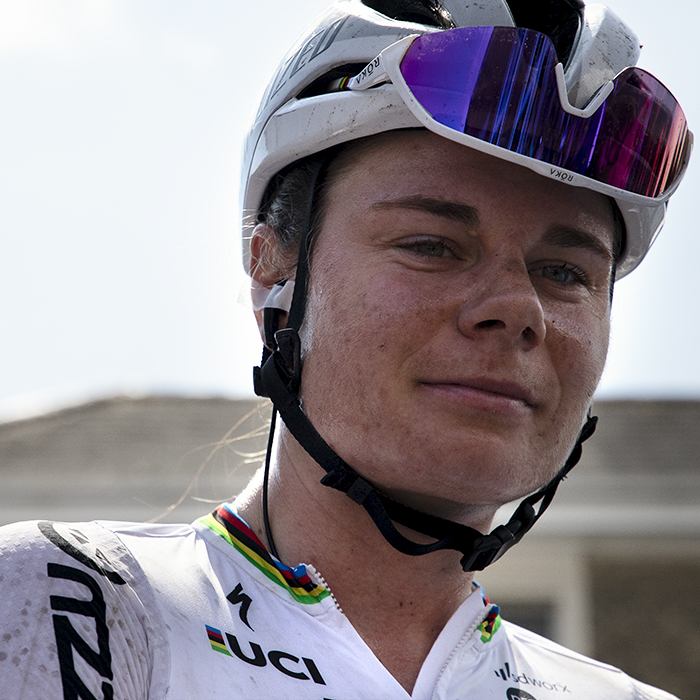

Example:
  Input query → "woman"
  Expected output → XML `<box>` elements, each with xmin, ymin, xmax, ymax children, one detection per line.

<box><xmin>0</xmin><ymin>0</ymin><xmax>691</xmax><ymax>697</ymax></box>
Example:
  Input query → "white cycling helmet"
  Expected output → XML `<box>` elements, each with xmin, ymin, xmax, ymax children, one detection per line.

<box><xmin>241</xmin><ymin>0</ymin><xmax>692</xmax><ymax>278</ymax></box>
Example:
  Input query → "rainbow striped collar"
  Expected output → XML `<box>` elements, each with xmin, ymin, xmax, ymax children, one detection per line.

<box><xmin>198</xmin><ymin>504</ymin><xmax>330</xmax><ymax>605</ymax></box>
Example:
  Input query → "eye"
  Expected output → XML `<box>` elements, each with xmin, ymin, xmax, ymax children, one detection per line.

<box><xmin>399</xmin><ymin>237</ymin><xmax>457</xmax><ymax>259</ymax></box>
<box><xmin>538</xmin><ymin>263</ymin><xmax>588</xmax><ymax>286</ymax></box>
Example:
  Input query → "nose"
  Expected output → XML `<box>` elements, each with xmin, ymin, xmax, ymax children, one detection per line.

<box><xmin>457</xmin><ymin>259</ymin><xmax>546</xmax><ymax>350</ymax></box>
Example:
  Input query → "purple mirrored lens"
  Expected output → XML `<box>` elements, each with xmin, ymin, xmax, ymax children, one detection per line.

<box><xmin>400</xmin><ymin>27</ymin><xmax>689</xmax><ymax>198</ymax></box>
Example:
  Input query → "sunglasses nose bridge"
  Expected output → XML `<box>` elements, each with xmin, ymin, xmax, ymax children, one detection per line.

<box><xmin>555</xmin><ymin>62</ymin><xmax>615</xmax><ymax>119</ymax></box>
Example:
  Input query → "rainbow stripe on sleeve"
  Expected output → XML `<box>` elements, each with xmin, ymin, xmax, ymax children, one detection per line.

<box><xmin>198</xmin><ymin>505</ymin><xmax>330</xmax><ymax>605</ymax></box>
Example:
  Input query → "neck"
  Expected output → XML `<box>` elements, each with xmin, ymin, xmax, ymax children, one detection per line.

<box><xmin>234</xmin><ymin>427</ymin><xmax>497</xmax><ymax>693</ymax></box>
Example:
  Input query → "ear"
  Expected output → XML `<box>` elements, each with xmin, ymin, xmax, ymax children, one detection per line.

<box><xmin>249</xmin><ymin>223</ymin><xmax>290</xmax><ymax>345</ymax></box>
<box><xmin>250</xmin><ymin>223</ymin><xmax>284</xmax><ymax>288</ymax></box>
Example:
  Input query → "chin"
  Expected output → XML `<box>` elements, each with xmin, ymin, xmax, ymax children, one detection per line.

<box><xmin>371</xmin><ymin>447</ymin><xmax>561</xmax><ymax>519</ymax></box>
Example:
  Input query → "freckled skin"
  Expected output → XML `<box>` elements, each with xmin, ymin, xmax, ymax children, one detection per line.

<box><xmin>243</xmin><ymin>130</ymin><xmax>616</xmax><ymax>692</ymax></box>
<box><xmin>296</xmin><ymin>131</ymin><xmax>614</xmax><ymax>519</ymax></box>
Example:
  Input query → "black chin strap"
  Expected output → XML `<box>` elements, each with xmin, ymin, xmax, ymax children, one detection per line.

<box><xmin>254</xmin><ymin>328</ymin><xmax>597</xmax><ymax>571</ymax></box>
<box><xmin>253</xmin><ymin>153</ymin><xmax>597</xmax><ymax>572</ymax></box>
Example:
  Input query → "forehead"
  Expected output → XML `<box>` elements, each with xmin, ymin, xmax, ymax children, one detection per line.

<box><xmin>324</xmin><ymin>130</ymin><xmax>616</xmax><ymax>246</ymax></box>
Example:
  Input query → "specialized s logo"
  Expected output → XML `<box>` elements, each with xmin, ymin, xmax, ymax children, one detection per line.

<box><xmin>205</xmin><ymin>624</ymin><xmax>326</xmax><ymax>687</ymax></box>
<box><xmin>226</xmin><ymin>583</ymin><xmax>254</xmax><ymax>630</ymax></box>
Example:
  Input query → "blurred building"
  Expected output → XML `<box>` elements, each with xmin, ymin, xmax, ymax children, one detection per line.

<box><xmin>1</xmin><ymin>396</ymin><xmax>699</xmax><ymax>697</ymax></box>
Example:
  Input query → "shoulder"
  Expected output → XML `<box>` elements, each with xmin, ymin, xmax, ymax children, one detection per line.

<box><xmin>0</xmin><ymin>519</ymin><xmax>171</xmax><ymax>699</ymax></box>
<box><xmin>494</xmin><ymin>620</ymin><xmax>679</xmax><ymax>700</ymax></box>
<box><xmin>0</xmin><ymin>518</ymin><xmax>179</xmax><ymax>591</ymax></box>
<box><xmin>0</xmin><ymin>519</ymin><xmax>134</xmax><ymax>593</ymax></box>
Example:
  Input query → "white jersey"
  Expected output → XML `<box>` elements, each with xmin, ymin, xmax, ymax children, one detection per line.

<box><xmin>0</xmin><ymin>503</ymin><xmax>678</xmax><ymax>700</ymax></box>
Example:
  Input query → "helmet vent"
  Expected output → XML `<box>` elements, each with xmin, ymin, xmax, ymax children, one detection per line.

<box><xmin>505</xmin><ymin>0</ymin><xmax>583</xmax><ymax>67</ymax></box>
<box><xmin>297</xmin><ymin>63</ymin><xmax>372</xmax><ymax>99</ymax></box>
<box><xmin>361</xmin><ymin>0</ymin><xmax>455</xmax><ymax>28</ymax></box>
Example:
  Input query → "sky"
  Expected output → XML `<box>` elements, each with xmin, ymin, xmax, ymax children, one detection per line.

<box><xmin>1</xmin><ymin>0</ymin><xmax>698</xmax><ymax>421</ymax></box>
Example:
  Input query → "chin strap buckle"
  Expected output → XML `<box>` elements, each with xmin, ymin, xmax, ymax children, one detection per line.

<box><xmin>460</xmin><ymin>525</ymin><xmax>517</xmax><ymax>572</ymax></box>
<box><xmin>460</xmin><ymin>500</ymin><xmax>536</xmax><ymax>572</ymax></box>
<box><xmin>253</xmin><ymin>328</ymin><xmax>302</xmax><ymax>398</ymax></box>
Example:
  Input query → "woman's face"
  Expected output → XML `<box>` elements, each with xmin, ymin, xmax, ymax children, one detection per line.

<box><xmin>282</xmin><ymin>131</ymin><xmax>615</xmax><ymax>518</ymax></box>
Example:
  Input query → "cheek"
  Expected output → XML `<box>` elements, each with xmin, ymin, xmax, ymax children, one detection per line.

<box><xmin>522</xmin><ymin>309</ymin><xmax>609</xmax><ymax>489</ymax></box>
<box><xmin>304</xmin><ymin>254</ymin><xmax>432</xmax><ymax>359</ymax></box>
<box><xmin>550</xmin><ymin>302</ymin><xmax>610</xmax><ymax>408</ymax></box>
<box><xmin>300</xmin><ymin>275</ymin><xmax>384</xmax><ymax>418</ymax></box>
<box><xmin>299</xmin><ymin>263</ymin><xmax>436</xmax><ymax>432</ymax></box>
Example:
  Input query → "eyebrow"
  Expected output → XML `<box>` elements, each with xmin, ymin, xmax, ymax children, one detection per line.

<box><xmin>372</xmin><ymin>196</ymin><xmax>613</xmax><ymax>262</ymax></box>
<box><xmin>543</xmin><ymin>225</ymin><xmax>613</xmax><ymax>263</ymax></box>
<box><xmin>371</xmin><ymin>195</ymin><xmax>480</xmax><ymax>228</ymax></box>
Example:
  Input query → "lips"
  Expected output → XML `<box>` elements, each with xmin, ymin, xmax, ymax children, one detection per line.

<box><xmin>420</xmin><ymin>377</ymin><xmax>537</xmax><ymax>408</ymax></box>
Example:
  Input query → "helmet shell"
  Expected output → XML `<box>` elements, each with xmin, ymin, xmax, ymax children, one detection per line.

<box><xmin>242</xmin><ymin>0</ymin><xmax>666</xmax><ymax>278</ymax></box>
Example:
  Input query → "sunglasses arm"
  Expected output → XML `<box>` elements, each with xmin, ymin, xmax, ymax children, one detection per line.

<box><xmin>347</xmin><ymin>35</ymin><xmax>418</xmax><ymax>92</ymax></box>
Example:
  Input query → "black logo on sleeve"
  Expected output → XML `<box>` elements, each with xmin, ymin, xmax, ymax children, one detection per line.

<box><xmin>38</xmin><ymin>521</ymin><xmax>126</xmax><ymax>585</ymax></box>
<box><xmin>49</xmin><ymin>563</ymin><xmax>115</xmax><ymax>700</ymax></box>
<box><xmin>226</xmin><ymin>583</ymin><xmax>254</xmax><ymax>630</ymax></box>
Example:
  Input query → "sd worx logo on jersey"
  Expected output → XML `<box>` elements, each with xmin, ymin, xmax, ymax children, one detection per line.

<box><xmin>496</xmin><ymin>662</ymin><xmax>573</xmax><ymax>695</ymax></box>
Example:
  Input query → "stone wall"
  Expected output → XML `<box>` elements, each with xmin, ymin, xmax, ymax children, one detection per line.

<box><xmin>591</xmin><ymin>555</ymin><xmax>700</xmax><ymax>700</ymax></box>
<box><xmin>0</xmin><ymin>395</ymin><xmax>271</xmax><ymax>525</ymax></box>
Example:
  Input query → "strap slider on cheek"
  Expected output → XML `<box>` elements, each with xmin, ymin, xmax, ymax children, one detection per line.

<box><xmin>274</xmin><ymin>328</ymin><xmax>302</xmax><ymax>388</ymax></box>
